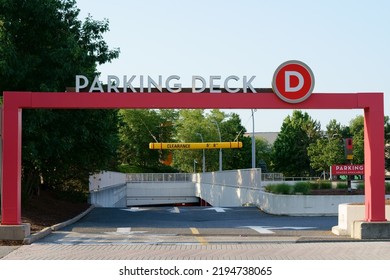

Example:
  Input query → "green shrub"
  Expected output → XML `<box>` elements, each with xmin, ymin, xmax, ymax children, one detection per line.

<box><xmin>317</xmin><ymin>181</ymin><xmax>332</xmax><ymax>189</ymax></box>
<box><xmin>356</xmin><ymin>183</ymin><xmax>365</xmax><ymax>190</ymax></box>
<box><xmin>355</xmin><ymin>182</ymin><xmax>390</xmax><ymax>192</ymax></box>
<box><xmin>293</xmin><ymin>182</ymin><xmax>310</xmax><ymax>194</ymax></box>
<box><xmin>265</xmin><ymin>181</ymin><xmax>390</xmax><ymax>194</ymax></box>
<box><xmin>265</xmin><ymin>183</ymin><xmax>311</xmax><ymax>195</ymax></box>
<box><xmin>336</xmin><ymin>182</ymin><xmax>348</xmax><ymax>189</ymax></box>
<box><xmin>117</xmin><ymin>164</ymin><xmax>150</xmax><ymax>173</ymax></box>
<box><xmin>265</xmin><ymin>183</ymin><xmax>293</xmax><ymax>195</ymax></box>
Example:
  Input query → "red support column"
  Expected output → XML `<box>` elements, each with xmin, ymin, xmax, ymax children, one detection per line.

<box><xmin>362</xmin><ymin>94</ymin><xmax>386</xmax><ymax>222</ymax></box>
<box><xmin>1</xmin><ymin>105</ymin><xmax>22</xmax><ymax>225</ymax></box>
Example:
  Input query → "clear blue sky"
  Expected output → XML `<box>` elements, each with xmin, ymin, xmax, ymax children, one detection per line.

<box><xmin>76</xmin><ymin>0</ymin><xmax>390</xmax><ymax>132</ymax></box>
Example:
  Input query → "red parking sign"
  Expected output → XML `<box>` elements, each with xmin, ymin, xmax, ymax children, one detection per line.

<box><xmin>272</xmin><ymin>60</ymin><xmax>315</xmax><ymax>103</ymax></box>
<box><xmin>332</xmin><ymin>164</ymin><xmax>364</xmax><ymax>175</ymax></box>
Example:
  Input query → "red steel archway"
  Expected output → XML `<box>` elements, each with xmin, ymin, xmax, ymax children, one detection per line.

<box><xmin>0</xmin><ymin>91</ymin><xmax>386</xmax><ymax>225</ymax></box>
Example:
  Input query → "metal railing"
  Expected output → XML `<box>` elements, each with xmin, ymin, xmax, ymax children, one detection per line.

<box><xmin>261</xmin><ymin>173</ymin><xmax>283</xmax><ymax>181</ymax></box>
<box><xmin>126</xmin><ymin>173</ymin><xmax>192</xmax><ymax>183</ymax></box>
<box><xmin>125</xmin><ymin>171</ymin><xmax>319</xmax><ymax>184</ymax></box>
<box><xmin>261</xmin><ymin>173</ymin><xmax>320</xmax><ymax>182</ymax></box>
<box><xmin>283</xmin><ymin>177</ymin><xmax>321</xmax><ymax>181</ymax></box>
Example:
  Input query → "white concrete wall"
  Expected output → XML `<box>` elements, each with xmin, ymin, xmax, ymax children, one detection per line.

<box><xmin>89</xmin><ymin>171</ymin><xmax>126</xmax><ymax>191</ymax></box>
<box><xmin>126</xmin><ymin>182</ymin><xmax>198</xmax><ymax>206</ymax></box>
<box><xmin>89</xmin><ymin>171</ymin><xmax>198</xmax><ymax>207</ymax></box>
<box><xmin>194</xmin><ymin>169</ymin><xmax>262</xmax><ymax>207</ymax></box>
<box><xmin>89</xmin><ymin>184</ymin><xmax>127</xmax><ymax>207</ymax></box>
<box><xmin>127</xmin><ymin>182</ymin><xmax>195</xmax><ymax>197</ymax></box>
<box><xmin>194</xmin><ymin>169</ymin><xmax>389</xmax><ymax>216</ymax></box>
<box><xmin>195</xmin><ymin>182</ymin><xmax>263</xmax><ymax>207</ymax></box>
<box><xmin>334</xmin><ymin>202</ymin><xmax>390</xmax><ymax>235</ymax></box>
<box><xmin>194</xmin><ymin>169</ymin><xmax>262</xmax><ymax>189</ymax></box>
<box><xmin>260</xmin><ymin>192</ymin><xmax>369</xmax><ymax>216</ymax></box>
<box><xmin>89</xmin><ymin>171</ymin><xmax>127</xmax><ymax>207</ymax></box>
<box><xmin>196</xmin><ymin>178</ymin><xmax>372</xmax><ymax>215</ymax></box>
<box><xmin>89</xmin><ymin>170</ymin><xmax>388</xmax><ymax>216</ymax></box>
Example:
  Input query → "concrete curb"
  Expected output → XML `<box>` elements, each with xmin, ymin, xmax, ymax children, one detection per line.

<box><xmin>23</xmin><ymin>227</ymin><xmax>52</xmax><ymax>245</ymax></box>
<box><xmin>23</xmin><ymin>205</ymin><xmax>95</xmax><ymax>245</ymax></box>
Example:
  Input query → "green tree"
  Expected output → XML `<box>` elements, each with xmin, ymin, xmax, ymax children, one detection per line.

<box><xmin>217</xmin><ymin>112</ymin><xmax>250</xmax><ymax>170</ymax></box>
<box><xmin>349</xmin><ymin>116</ymin><xmax>364</xmax><ymax>164</ymax></box>
<box><xmin>118</xmin><ymin>109</ymin><xmax>178</xmax><ymax>171</ymax></box>
<box><xmin>307</xmin><ymin>119</ymin><xmax>346</xmax><ymax>178</ymax></box>
<box><xmin>348</xmin><ymin>115</ymin><xmax>390</xmax><ymax>169</ymax></box>
<box><xmin>271</xmin><ymin>110</ymin><xmax>321</xmax><ymax>177</ymax></box>
<box><xmin>255</xmin><ymin>137</ymin><xmax>273</xmax><ymax>172</ymax></box>
<box><xmin>173</xmin><ymin>110</ymin><xmax>211</xmax><ymax>172</ymax></box>
<box><xmin>0</xmin><ymin>0</ymin><xmax>120</xmax><ymax>197</ymax></box>
<box><xmin>172</xmin><ymin>109</ymin><xmax>251</xmax><ymax>172</ymax></box>
<box><xmin>23</xmin><ymin>110</ymin><xmax>120</xmax><ymax>190</ymax></box>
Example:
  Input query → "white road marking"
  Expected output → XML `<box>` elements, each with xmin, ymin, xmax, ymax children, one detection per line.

<box><xmin>121</xmin><ymin>207</ymin><xmax>149</xmax><ymax>212</ymax></box>
<box><xmin>242</xmin><ymin>226</ymin><xmax>275</xmax><ymax>234</ymax></box>
<box><xmin>169</xmin><ymin>207</ymin><xmax>180</xmax><ymax>213</ymax></box>
<box><xmin>117</xmin><ymin>227</ymin><xmax>131</xmax><ymax>233</ymax></box>
<box><xmin>274</xmin><ymin>226</ymin><xmax>316</xmax><ymax>230</ymax></box>
<box><xmin>203</xmin><ymin>207</ymin><xmax>231</xmax><ymax>213</ymax></box>
<box><xmin>240</xmin><ymin>225</ymin><xmax>317</xmax><ymax>234</ymax></box>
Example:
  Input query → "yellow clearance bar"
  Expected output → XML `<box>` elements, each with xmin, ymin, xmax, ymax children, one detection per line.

<box><xmin>149</xmin><ymin>142</ymin><xmax>243</xmax><ymax>150</ymax></box>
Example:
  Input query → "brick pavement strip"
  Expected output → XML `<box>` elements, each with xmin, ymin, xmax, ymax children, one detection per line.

<box><xmin>0</xmin><ymin>246</ymin><xmax>19</xmax><ymax>259</ymax></box>
<box><xmin>2</xmin><ymin>242</ymin><xmax>390</xmax><ymax>260</ymax></box>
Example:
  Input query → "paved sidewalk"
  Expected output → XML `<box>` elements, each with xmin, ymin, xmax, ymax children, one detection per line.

<box><xmin>1</xmin><ymin>241</ymin><xmax>390</xmax><ymax>260</ymax></box>
<box><xmin>0</xmin><ymin>246</ymin><xmax>19</xmax><ymax>259</ymax></box>
<box><xmin>1</xmin><ymin>207</ymin><xmax>389</xmax><ymax>260</ymax></box>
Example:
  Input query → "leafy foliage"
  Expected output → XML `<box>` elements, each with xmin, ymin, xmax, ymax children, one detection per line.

<box><xmin>307</xmin><ymin>119</ymin><xmax>347</xmax><ymax>177</ymax></box>
<box><xmin>218</xmin><ymin>112</ymin><xmax>251</xmax><ymax>170</ymax></box>
<box><xmin>0</xmin><ymin>0</ymin><xmax>119</xmax><ymax>91</ymax></box>
<box><xmin>173</xmin><ymin>109</ymin><xmax>220</xmax><ymax>172</ymax></box>
<box><xmin>0</xmin><ymin>0</ymin><xmax>120</xmax><ymax>197</ymax></box>
<box><xmin>171</xmin><ymin>109</ymin><xmax>263</xmax><ymax>172</ymax></box>
<box><xmin>265</xmin><ymin>183</ymin><xmax>293</xmax><ymax>195</ymax></box>
<box><xmin>271</xmin><ymin>110</ymin><xmax>321</xmax><ymax>176</ymax></box>
<box><xmin>118</xmin><ymin>109</ymin><xmax>178</xmax><ymax>171</ymax></box>
<box><xmin>255</xmin><ymin>137</ymin><xmax>272</xmax><ymax>172</ymax></box>
<box><xmin>349</xmin><ymin>115</ymin><xmax>364</xmax><ymax>164</ymax></box>
<box><xmin>265</xmin><ymin>181</ymin><xmax>332</xmax><ymax>195</ymax></box>
<box><xmin>293</xmin><ymin>182</ymin><xmax>311</xmax><ymax>194</ymax></box>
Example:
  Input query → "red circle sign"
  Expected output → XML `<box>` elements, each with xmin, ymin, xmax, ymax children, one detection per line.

<box><xmin>272</xmin><ymin>60</ymin><xmax>315</xmax><ymax>103</ymax></box>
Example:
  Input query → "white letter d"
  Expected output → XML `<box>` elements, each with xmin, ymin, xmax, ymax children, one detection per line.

<box><xmin>285</xmin><ymin>71</ymin><xmax>304</xmax><ymax>92</ymax></box>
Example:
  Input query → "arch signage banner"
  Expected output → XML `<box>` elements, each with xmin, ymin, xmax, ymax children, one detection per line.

<box><xmin>75</xmin><ymin>60</ymin><xmax>315</xmax><ymax>104</ymax></box>
<box><xmin>0</xmin><ymin>60</ymin><xmax>386</xmax><ymax>231</ymax></box>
